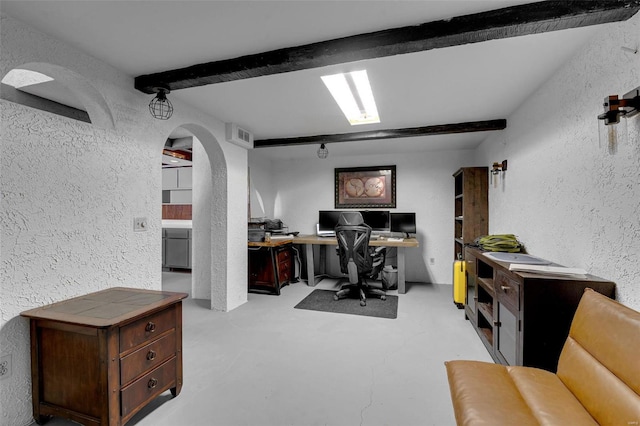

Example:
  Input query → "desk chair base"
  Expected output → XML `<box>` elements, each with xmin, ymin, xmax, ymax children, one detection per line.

<box><xmin>333</xmin><ymin>280</ymin><xmax>386</xmax><ymax>307</ymax></box>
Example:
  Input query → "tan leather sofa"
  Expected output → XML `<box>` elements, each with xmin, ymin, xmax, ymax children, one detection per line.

<box><xmin>445</xmin><ymin>289</ymin><xmax>640</xmax><ymax>425</ymax></box>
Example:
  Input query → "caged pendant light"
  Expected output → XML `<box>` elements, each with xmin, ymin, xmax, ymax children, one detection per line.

<box><xmin>149</xmin><ymin>87</ymin><xmax>173</xmax><ymax>120</ymax></box>
<box><xmin>317</xmin><ymin>143</ymin><xmax>329</xmax><ymax>159</ymax></box>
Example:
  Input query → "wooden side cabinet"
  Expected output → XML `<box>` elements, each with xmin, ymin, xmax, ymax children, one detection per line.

<box><xmin>464</xmin><ymin>246</ymin><xmax>615</xmax><ymax>372</ymax></box>
<box><xmin>20</xmin><ymin>287</ymin><xmax>188</xmax><ymax>426</ymax></box>
<box><xmin>248</xmin><ymin>240</ymin><xmax>294</xmax><ymax>295</ymax></box>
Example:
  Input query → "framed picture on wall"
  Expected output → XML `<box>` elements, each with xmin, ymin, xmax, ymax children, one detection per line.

<box><xmin>335</xmin><ymin>165</ymin><xmax>396</xmax><ymax>208</ymax></box>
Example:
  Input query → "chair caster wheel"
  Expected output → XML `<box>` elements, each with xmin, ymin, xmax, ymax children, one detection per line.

<box><xmin>381</xmin><ymin>295</ymin><xmax>386</xmax><ymax>301</ymax></box>
<box><xmin>333</xmin><ymin>294</ymin><xmax>339</xmax><ymax>301</ymax></box>
<box><xmin>360</xmin><ymin>300</ymin><xmax>366</xmax><ymax>307</ymax></box>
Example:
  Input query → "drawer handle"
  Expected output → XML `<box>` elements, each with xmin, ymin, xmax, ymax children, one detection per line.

<box><xmin>145</xmin><ymin>322</ymin><xmax>156</xmax><ymax>333</ymax></box>
<box><xmin>146</xmin><ymin>350</ymin><xmax>157</xmax><ymax>361</ymax></box>
<box><xmin>500</xmin><ymin>285</ymin><xmax>510</xmax><ymax>292</ymax></box>
<box><xmin>148</xmin><ymin>378</ymin><xmax>158</xmax><ymax>389</ymax></box>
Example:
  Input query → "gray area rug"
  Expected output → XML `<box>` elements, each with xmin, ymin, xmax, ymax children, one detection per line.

<box><xmin>294</xmin><ymin>289</ymin><xmax>398</xmax><ymax>319</ymax></box>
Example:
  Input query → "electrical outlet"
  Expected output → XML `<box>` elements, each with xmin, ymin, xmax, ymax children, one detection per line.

<box><xmin>133</xmin><ymin>217</ymin><xmax>148</xmax><ymax>232</ymax></box>
<box><xmin>0</xmin><ymin>354</ymin><xmax>12</xmax><ymax>380</ymax></box>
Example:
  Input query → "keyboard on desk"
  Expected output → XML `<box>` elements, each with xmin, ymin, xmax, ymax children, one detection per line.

<box><xmin>373</xmin><ymin>232</ymin><xmax>406</xmax><ymax>239</ymax></box>
<box><xmin>316</xmin><ymin>233</ymin><xmax>335</xmax><ymax>238</ymax></box>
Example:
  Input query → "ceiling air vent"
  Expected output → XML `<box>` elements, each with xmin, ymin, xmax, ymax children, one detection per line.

<box><xmin>225</xmin><ymin>123</ymin><xmax>254</xmax><ymax>149</ymax></box>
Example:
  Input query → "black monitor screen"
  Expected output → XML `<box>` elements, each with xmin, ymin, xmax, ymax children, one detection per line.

<box><xmin>318</xmin><ymin>210</ymin><xmax>343</xmax><ymax>231</ymax></box>
<box><xmin>360</xmin><ymin>210</ymin><xmax>390</xmax><ymax>231</ymax></box>
<box><xmin>390</xmin><ymin>213</ymin><xmax>416</xmax><ymax>234</ymax></box>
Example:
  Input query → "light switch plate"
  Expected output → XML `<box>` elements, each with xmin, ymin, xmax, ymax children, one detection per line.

<box><xmin>0</xmin><ymin>354</ymin><xmax>12</xmax><ymax>380</ymax></box>
<box><xmin>134</xmin><ymin>217</ymin><xmax>148</xmax><ymax>232</ymax></box>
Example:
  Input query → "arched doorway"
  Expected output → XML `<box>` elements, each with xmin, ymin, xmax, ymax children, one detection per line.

<box><xmin>161</xmin><ymin>123</ymin><xmax>229</xmax><ymax>311</ymax></box>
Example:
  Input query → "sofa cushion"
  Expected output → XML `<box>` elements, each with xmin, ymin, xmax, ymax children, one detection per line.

<box><xmin>557</xmin><ymin>289</ymin><xmax>640</xmax><ymax>425</ymax></box>
<box><xmin>445</xmin><ymin>361</ymin><xmax>538</xmax><ymax>425</ymax></box>
<box><xmin>445</xmin><ymin>360</ymin><xmax>597</xmax><ymax>425</ymax></box>
<box><xmin>507</xmin><ymin>366</ymin><xmax>598</xmax><ymax>425</ymax></box>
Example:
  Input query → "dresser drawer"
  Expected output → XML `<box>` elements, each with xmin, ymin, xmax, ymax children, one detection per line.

<box><xmin>120</xmin><ymin>357</ymin><xmax>177</xmax><ymax>417</ymax></box>
<box><xmin>495</xmin><ymin>271</ymin><xmax>520</xmax><ymax>311</ymax></box>
<box><xmin>277</xmin><ymin>247</ymin><xmax>291</xmax><ymax>264</ymax></box>
<box><xmin>278</xmin><ymin>261</ymin><xmax>292</xmax><ymax>283</ymax></box>
<box><xmin>120</xmin><ymin>332</ymin><xmax>176</xmax><ymax>385</ymax></box>
<box><xmin>120</xmin><ymin>307</ymin><xmax>176</xmax><ymax>353</ymax></box>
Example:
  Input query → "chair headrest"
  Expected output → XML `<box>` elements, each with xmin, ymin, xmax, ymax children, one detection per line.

<box><xmin>338</xmin><ymin>211</ymin><xmax>364</xmax><ymax>226</ymax></box>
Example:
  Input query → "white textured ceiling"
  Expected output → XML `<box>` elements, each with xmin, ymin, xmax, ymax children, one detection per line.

<box><xmin>1</xmin><ymin>1</ymin><xmax>603</xmax><ymax>159</ymax></box>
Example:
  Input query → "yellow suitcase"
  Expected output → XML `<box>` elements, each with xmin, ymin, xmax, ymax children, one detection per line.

<box><xmin>453</xmin><ymin>260</ymin><xmax>466</xmax><ymax>309</ymax></box>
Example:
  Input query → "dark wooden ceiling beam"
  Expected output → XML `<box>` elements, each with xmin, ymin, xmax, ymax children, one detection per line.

<box><xmin>135</xmin><ymin>1</ymin><xmax>640</xmax><ymax>93</ymax></box>
<box><xmin>253</xmin><ymin>119</ymin><xmax>507</xmax><ymax>148</ymax></box>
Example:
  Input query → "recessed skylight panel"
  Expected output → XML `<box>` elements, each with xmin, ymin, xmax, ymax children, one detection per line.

<box><xmin>321</xmin><ymin>70</ymin><xmax>380</xmax><ymax>125</ymax></box>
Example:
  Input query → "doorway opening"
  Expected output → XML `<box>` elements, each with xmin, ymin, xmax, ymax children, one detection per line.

<box><xmin>161</xmin><ymin>128</ymin><xmax>195</xmax><ymax>295</ymax></box>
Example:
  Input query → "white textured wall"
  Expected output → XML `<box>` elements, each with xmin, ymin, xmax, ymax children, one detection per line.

<box><xmin>192</xmin><ymin>136</ymin><xmax>213</xmax><ymax>300</ymax></box>
<box><xmin>1</xmin><ymin>13</ymin><xmax>248</xmax><ymax>425</ymax></box>
<box><xmin>476</xmin><ymin>14</ymin><xmax>640</xmax><ymax>310</ymax></box>
<box><xmin>1</xmin><ymin>100</ymin><xmax>163</xmax><ymax>426</ymax></box>
<box><xmin>249</xmin><ymin>155</ymin><xmax>275</xmax><ymax>219</ymax></box>
<box><xmin>224</xmin><ymin>142</ymin><xmax>249</xmax><ymax>310</ymax></box>
<box><xmin>250</xmin><ymin>148</ymin><xmax>476</xmax><ymax>284</ymax></box>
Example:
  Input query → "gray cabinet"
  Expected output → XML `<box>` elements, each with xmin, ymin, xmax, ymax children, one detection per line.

<box><xmin>163</xmin><ymin>228</ymin><xmax>191</xmax><ymax>269</ymax></box>
<box><xmin>177</xmin><ymin>167</ymin><xmax>192</xmax><ymax>189</ymax></box>
<box><xmin>162</xmin><ymin>168</ymin><xmax>179</xmax><ymax>190</ymax></box>
<box><xmin>162</xmin><ymin>168</ymin><xmax>192</xmax><ymax>191</ymax></box>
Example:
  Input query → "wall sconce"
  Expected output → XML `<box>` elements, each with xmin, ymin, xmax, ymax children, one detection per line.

<box><xmin>597</xmin><ymin>86</ymin><xmax>639</xmax><ymax>153</ymax></box>
<box><xmin>491</xmin><ymin>160</ymin><xmax>507</xmax><ymax>188</ymax></box>
<box><xmin>149</xmin><ymin>87</ymin><xmax>174</xmax><ymax>120</ymax></box>
<box><xmin>317</xmin><ymin>143</ymin><xmax>329</xmax><ymax>159</ymax></box>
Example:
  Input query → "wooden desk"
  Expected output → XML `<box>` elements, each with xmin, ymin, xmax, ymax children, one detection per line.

<box><xmin>294</xmin><ymin>235</ymin><xmax>419</xmax><ymax>294</ymax></box>
<box><xmin>248</xmin><ymin>239</ymin><xmax>295</xmax><ymax>295</ymax></box>
<box><xmin>20</xmin><ymin>287</ymin><xmax>188</xmax><ymax>426</ymax></box>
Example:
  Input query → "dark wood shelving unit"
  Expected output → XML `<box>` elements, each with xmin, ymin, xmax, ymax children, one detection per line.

<box><xmin>453</xmin><ymin>167</ymin><xmax>488</xmax><ymax>261</ymax></box>
<box><xmin>464</xmin><ymin>246</ymin><xmax>616</xmax><ymax>372</ymax></box>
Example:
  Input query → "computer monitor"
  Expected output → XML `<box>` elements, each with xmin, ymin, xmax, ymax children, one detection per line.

<box><xmin>390</xmin><ymin>213</ymin><xmax>416</xmax><ymax>234</ymax></box>
<box><xmin>360</xmin><ymin>210</ymin><xmax>390</xmax><ymax>232</ymax></box>
<box><xmin>318</xmin><ymin>210</ymin><xmax>344</xmax><ymax>232</ymax></box>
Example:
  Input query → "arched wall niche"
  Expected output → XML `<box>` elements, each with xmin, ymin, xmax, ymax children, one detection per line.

<box><xmin>2</xmin><ymin>62</ymin><xmax>115</xmax><ymax>129</ymax></box>
<box><xmin>164</xmin><ymin>123</ymin><xmax>229</xmax><ymax>311</ymax></box>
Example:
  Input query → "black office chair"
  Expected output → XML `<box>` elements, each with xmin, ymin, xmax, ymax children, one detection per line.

<box><xmin>334</xmin><ymin>211</ymin><xmax>387</xmax><ymax>306</ymax></box>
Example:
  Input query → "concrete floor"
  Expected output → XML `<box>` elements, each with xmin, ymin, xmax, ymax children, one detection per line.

<box><xmin>40</xmin><ymin>273</ymin><xmax>492</xmax><ymax>426</ymax></box>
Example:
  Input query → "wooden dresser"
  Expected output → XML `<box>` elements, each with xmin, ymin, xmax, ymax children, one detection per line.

<box><xmin>21</xmin><ymin>287</ymin><xmax>188</xmax><ymax>426</ymax></box>
<box><xmin>248</xmin><ymin>240</ymin><xmax>294</xmax><ymax>295</ymax></box>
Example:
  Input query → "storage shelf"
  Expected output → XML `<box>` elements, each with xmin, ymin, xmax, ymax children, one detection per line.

<box><xmin>477</xmin><ymin>277</ymin><xmax>495</xmax><ymax>295</ymax></box>
<box><xmin>479</xmin><ymin>327</ymin><xmax>493</xmax><ymax>345</ymax></box>
<box><xmin>478</xmin><ymin>302</ymin><xmax>493</xmax><ymax>322</ymax></box>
